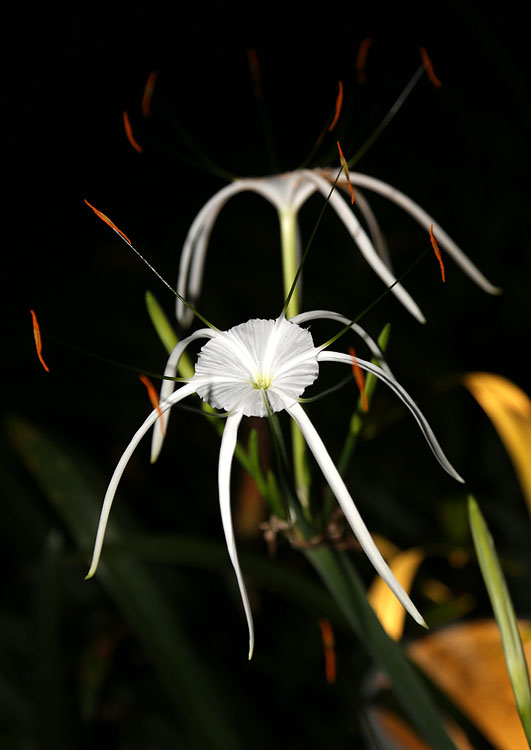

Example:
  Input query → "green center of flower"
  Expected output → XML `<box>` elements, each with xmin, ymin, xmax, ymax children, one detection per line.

<box><xmin>251</xmin><ymin>370</ymin><xmax>273</xmax><ymax>390</ymax></box>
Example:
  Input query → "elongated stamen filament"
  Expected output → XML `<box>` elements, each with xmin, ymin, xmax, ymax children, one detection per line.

<box><xmin>348</xmin><ymin>346</ymin><xmax>368</xmax><ymax>412</ymax></box>
<box><xmin>430</xmin><ymin>224</ymin><xmax>446</xmax><ymax>282</ymax></box>
<box><xmin>328</xmin><ymin>81</ymin><xmax>343</xmax><ymax>131</ymax></box>
<box><xmin>419</xmin><ymin>47</ymin><xmax>442</xmax><ymax>89</ymax></box>
<box><xmin>142</xmin><ymin>71</ymin><xmax>158</xmax><ymax>118</ymax></box>
<box><xmin>139</xmin><ymin>374</ymin><xmax>166</xmax><ymax>435</ymax></box>
<box><xmin>85</xmin><ymin>200</ymin><xmax>217</xmax><ymax>330</ymax></box>
<box><xmin>318</xmin><ymin>618</ymin><xmax>337</xmax><ymax>683</ymax></box>
<box><xmin>123</xmin><ymin>111</ymin><xmax>143</xmax><ymax>153</ymax></box>
<box><xmin>30</xmin><ymin>309</ymin><xmax>50</xmax><ymax>372</ymax></box>
<box><xmin>356</xmin><ymin>37</ymin><xmax>373</xmax><ymax>84</ymax></box>
<box><xmin>337</xmin><ymin>141</ymin><xmax>354</xmax><ymax>204</ymax></box>
<box><xmin>281</xmin><ymin>168</ymin><xmax>343</xmax><ymax>316</ymax></box>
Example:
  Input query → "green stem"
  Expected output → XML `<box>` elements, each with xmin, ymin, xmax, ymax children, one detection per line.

<box><xmin>278</xmin><ymin>208</ymin><xmax>312</xmax><ymax>511</ymax></box>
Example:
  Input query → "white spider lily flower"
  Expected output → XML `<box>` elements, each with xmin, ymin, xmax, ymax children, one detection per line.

<box><xmin>176</xmin><ymin>169</ymin><xmax>500</xmax><ymax>327</ymax></box>
<box><xmin>87</xmin><ymin>313</ymin><xmax>464</xmax><ymax>659</ymax></box>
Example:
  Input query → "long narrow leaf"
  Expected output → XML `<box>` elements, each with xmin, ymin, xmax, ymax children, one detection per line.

<box><xmin>305</xmin><ymin>545</ymin><xmax>456</xmax><ymax>750</ymax></box>
<box><xmin>468</xmin><ymin>495</ymin><xmax>531</xmax><ymax>745</ymax></box>
<box><xmin>7</xmin><ymin>415</ymin><xmax>241</xmax><ymax>749</ymax></box>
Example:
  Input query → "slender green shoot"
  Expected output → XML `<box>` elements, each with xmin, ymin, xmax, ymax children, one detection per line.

<box><xmin>468</xmin><ymin>495</ymin><xmax>531</xmax><ymax>746</ymax></box>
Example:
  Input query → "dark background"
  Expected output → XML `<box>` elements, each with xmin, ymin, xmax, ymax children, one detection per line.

<box><xmin>4</xmin><ymin>6</ymin><xmax>531</xmax><ymax>748</ymax></box>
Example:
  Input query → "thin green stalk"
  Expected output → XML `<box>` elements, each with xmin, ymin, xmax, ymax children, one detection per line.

<box><xmin>468</xmin><ymin>495</ymin><xmax>531</xmax><ymax>746</ymax></box>
<box><xmin>278</xmin><ymin>207</ymin><xmax>312</xmax><ymax>511</ymax></box>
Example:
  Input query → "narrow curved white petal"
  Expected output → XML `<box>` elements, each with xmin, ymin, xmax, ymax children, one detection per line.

<box><xmin>318</xmin><ymin>350</ymin><xmax>464</xmax><ymax>483</ymax></box>
<box><xmin>177</xmin><ymin>175</ymin><xmax>312</xmax><ymax>327</ymax></box>
<box><xmin>348</xmin><ymin>187</ymin><xmax>393</xmax><ymax>270</ymax></box>
<box><xmin>290</xmin><ymin>310</ymin><xmax>394</xmax><ymax>377</ymax></box>
<box><xmin>285</xmin><ymin>400</ymin><xmax>426</xmax><ymax>627</ymax></box>
<box><xmin>346</xmin><ymin>171</ymin><xmax>502</xmax><ymax>295</ymax></box>
<box><xmin>86</xmin><ymin>381</ymin><xmax>198</xmax><ymax>579</ymax></box>
<box><xmin>299</xmin><ymin>170</ymin><xmax>426</xmax><ymax>323</ymax></box>
<box><xmin>218</xmin><ymin>410</ymin><xmax>255</xmax><ymax>659</ymax></box>
<box><xmin>151</xmin><ymin>328</ymin><xmax>215</xmax><ymax>462</ymax></box>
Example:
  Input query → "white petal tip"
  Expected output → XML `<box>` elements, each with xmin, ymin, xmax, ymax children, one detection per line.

<box><xmin>84</xmin><ymin>569</ymin><xmax>96</xmax><ymax>581</ymax></box>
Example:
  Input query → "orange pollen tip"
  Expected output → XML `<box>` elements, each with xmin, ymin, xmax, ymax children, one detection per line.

<box><xmin>348</xmin><ymin>346</ymin><xmax>368</xmax><ymax>412</ymax></box>
<box><xmin>123</xmin><ymin>111</ymin><xmax>143</xmax><ymax>153</ymax></box>
<box><xmin>84</xmin><ymin>200</ymin><xmax>132</xmax><ymax>245</ymax></box>
<box><xmin>142</xmin><ymin>70</ymin><xmax>158</xmax><ymax>118</ymax></box>
<box><xmin>337</xmin><ymin>141</ymin><xmax>355</xmax><ymax>205</ymax></box>
<box><xmin>318</xmin><ymin>618</ymin><xmax>336</xmax><ymax>684</ymax></box>
<box><xmin>430</xmin><ymin>224</ymin><xmax>446</xmax><ymax>282</ymax></box>
<box><xmin>356</xmin><ymin>36</ymin><xmax>373</xmax><ymax>84</ymax></box>
<box><xmin>30</xmin><ymin>309</ymin><xmax>50</xmax><ymax>372</ymax></box>
<box><xmin>328</xmin><ymin>80</ymin><xmax>344</xmax><ymax>131</ymax></box>
<box><xmin>247</xmin><ymin>48</ymin><xmax>263</xmax><ymax>99</ymax></box>
<box><xmin>419</xmin><ymin>47</ymin><xmax>442</xmax><ymax>88</ymax></box>
<box><xmin>139</xmin><ymin>374</ymin><xmax>166</xmax><ymax>436</ymax></box>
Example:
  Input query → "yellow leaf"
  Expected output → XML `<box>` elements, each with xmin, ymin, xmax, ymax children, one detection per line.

<box><xmin>464</xmin><ymin>373</ymin><xmax>531</xmax><ymax>517</ymax></box>
<box><xmin>408</xmin><ymin>619</ymin><xmax>531</xmax><ymax>750</ymax></box>
<box><xmin>368</xmin><ymin>547</ymin><xmax>425</xmax><ymax>641</ymax></box>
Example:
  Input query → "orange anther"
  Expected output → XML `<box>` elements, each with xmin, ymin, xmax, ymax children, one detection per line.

<box><xmin>419</xmin><ymin>47</ymin><xmax>442</xmax><ymax>88</ymax></box>
<box><xmin>337</xmin><ymin>141</ymin><xmax>355</xmax><ymax>205</ymax></box>
<box><xmin>328</xmin><ymin>80</ymin><xmax>344</xmax><ymax>131</ymax></box>
<box><xmin>142</xmin><ymin>70</ymin><xmax>158</xmax><ymax>118</ymax></box>
<box><xmin>30</xmin><ymin>309</ymin><xmax>50</xmax><ymax>372</ymax></box>
<box><xmin>430</xmin><ymin>224</ymin><xmax>446</xmax><ymax>282</ymax></box>
<box><xmin>318</xmin><ymin>618</ymin><xmax>336</xmax><ymax>684</ymax></box>
<box><xmin>349</xmin><ymin>346</ymin><xmax>368</xmax><ymax>412</ymax></box>
<box><xmin>247</xmin><ymin>48</ymin><xmax>263</xmax><ymax>100</ymax></box>
<box><xmin>84</xmin><ymin>200</ymin><xmax>132</xmax><ymax>245</ymax></box>
<box><xmin>139</xmin><ymin>374</ymin><xmax>166</xmax><ymax>435</ymax></box>
<box><xmin>123</xmin><ymin>110</ymin><xmax>143</xmax><ymax>153</ymax></box>
<box><xmin>356</xmin><ymin>37</ymin><xmax>373</xmax><ymax>84</ymax></box>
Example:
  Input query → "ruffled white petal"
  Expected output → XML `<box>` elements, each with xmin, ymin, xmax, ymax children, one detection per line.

<box><xmin>151</xmin><ymin>329</ymin><xmax>215</xmax><ymax>462</ymax></box>
<box><xmin>86</xmin><ymin>381</ymin><xmax>198</xmax><ymax>579</ymax></box>
<box><xmin>318</xmin><ymin>350</ymin><xmax>464</xmax><ymax>483</ymax></box>
<box><xmin>218</xmin><ymin>410</ymin><xmax>255</xmax><ymax>658</ymax></box>
<box><xmin>285</xmin><ymin>399</ymin><xmax>426</xmax><ymax>627</ymax></box>
<box><xmin>193</xmin><ymin>317</ymin><xmax>318</xmax><ymax>417</ymax></box>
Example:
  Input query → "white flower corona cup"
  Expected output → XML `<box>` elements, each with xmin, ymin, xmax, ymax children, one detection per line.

<box><xmin>86</xmin><ymin>313</ymin><xmax>464</xmax><ymax>659</ymax></box>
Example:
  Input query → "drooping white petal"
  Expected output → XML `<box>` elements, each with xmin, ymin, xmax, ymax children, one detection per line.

<box><xmin>218</xmin><ymin>410</ymin><xmax>255</xmax><ymax>659</ymax></box>
<box><xmin>343</xmin><ymin>171</ymin><xmax>501</xmax><ymax>295</ymax></box>
<box><xmin>318</xmin><ymin>350</ymin><xmax>464</xmax><ymax>483</ymax></box>
<box><xmin>177</xmin><ymin>175</ymin><xmax>312</xmax><ymax>327</ymax></box>
<box><xmin>289</xmin><ymin>310</ymin><xmax>394</xmax><ymax>377</ymax></box>
<box><xmin>285</xmin><ymin>399</ymin><xmax>426</xmax><ymax>627</ymax></box>
<box><xmin>86</xmin><ymin>381</ymin><xmax>198</xmax><ymax>579</ymax></box>
<box><xmin>345</xmin><ymin>187</ymin><xmax>393</xmax><ymax>270</ymax></box>
<box><xmin>297</xmin><ymin>169</ymin><xmax>426</xmax><ymax>323</ymax></box>
<box><xmin>151</xmin><ymin>329</ymin><xmax>215</xmax><ymax>462</ymax></box>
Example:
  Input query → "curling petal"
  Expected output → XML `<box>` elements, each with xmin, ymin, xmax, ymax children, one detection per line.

<box><xmin>318</xmin><ymin>350</ymin><xmax>464</xmax><ymax>483</ymax></box>
<box><xmin>151</xmin><ymin>328</ymin><xmax>215</xmax><ymax>461</ymax></box>
<box><xmin>218</xmin><ymin>410</ymin><xmax>255</xmax><ymax>659</ymax></box>
<box><xmin>347</xmin><ymin>171</ymin><xmax>502</xmax><ymax>295</ymax></box>
<box><xmin>298</xmin><ymin>170</ymin><xmax>426</xmax><ymax>322</ymax></box>
<box><xmin>290</xmin><ymin>309</ymin><xmax>393</xmax><ymax>377</ymax></box>
<box><xmin>285</xmin><ymin>399</ymin><xmax>426</xmax><ymax>627</ymax></box>
<box><xmin>86</xmin><ymin>382</ymin><xmax>198</xmax><ymax>579</ymax></box>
